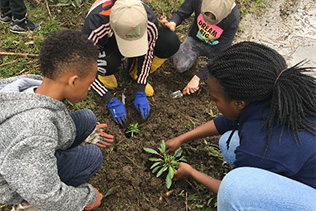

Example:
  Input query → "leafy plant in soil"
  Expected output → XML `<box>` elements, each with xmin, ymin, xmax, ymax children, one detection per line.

<box><xmin>125</xmin><ymin>123</ymin><xmax>140</xmax><ymax>138</ymax></box>
<box><xmin>144</xmin><ymin>140</ymin><xmax>187</xmax><ymax>189</ymax></box>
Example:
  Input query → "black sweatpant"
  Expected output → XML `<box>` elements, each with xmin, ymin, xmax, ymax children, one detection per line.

<box><xmin>0</xmin><ymin>0</ymin><xmax>26</xmax><ymax>19</ymax></box>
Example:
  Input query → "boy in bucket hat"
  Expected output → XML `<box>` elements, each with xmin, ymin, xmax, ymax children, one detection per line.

<box><xmin>160</xmin><ymin>0</ymin><xmax>240</xmax><ymax>95</ymax></box>
<box><xmin>82</xmin><ymin>0</ymin><xmax>180</xmax><ymax>125</ymax></box>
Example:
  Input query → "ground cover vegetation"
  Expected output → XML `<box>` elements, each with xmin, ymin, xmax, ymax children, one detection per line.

<box><xmin>0</xmin><ymin>0</ymin><xmax>268</xmax><ymax>210</ymax></box>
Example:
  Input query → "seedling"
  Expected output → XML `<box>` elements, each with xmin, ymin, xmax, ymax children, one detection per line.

<box><xmin>144</xmin><ymin>140</ymin><xmax>187</xmax><ymax>189</ymax></box>
<box><xmin>125</xmin><ymin>123</ymin><xmax>140</xmax><ymax>138</ymax></box>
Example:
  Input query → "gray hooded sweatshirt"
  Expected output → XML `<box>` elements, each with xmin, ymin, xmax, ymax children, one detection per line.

<box><xmin>0</xmin><ymin>75</ymin><xmax>96</xmax><ymax>210</ymax></box>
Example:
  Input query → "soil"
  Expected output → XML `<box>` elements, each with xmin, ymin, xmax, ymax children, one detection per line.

<box><xmin>86</xmin><ymin>58</ymin><xmax>229</xmax><ymax>211</ymax></box>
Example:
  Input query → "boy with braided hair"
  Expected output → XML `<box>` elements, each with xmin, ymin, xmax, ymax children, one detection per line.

<box><xmin>165</xmin><ymin>41</ymin><xmax>316</xmax><ymax>210</ymax></box>
<box><xmin>0</xmin><ymin>29</ymin><xmax>114</xmax><ymax>210</ymax></box>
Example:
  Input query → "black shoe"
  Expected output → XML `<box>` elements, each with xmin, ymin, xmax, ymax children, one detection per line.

<box><xmin>10</xmin><ymin>17</ymin><xmax>40</xmax><ymax>33</ymax></box>
<box><xmin>0</xmin><ymin>11</ymin><xmax>12</xmax><ymax>24</ymax></box>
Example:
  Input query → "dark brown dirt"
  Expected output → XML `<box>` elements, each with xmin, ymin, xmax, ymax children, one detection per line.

<box><xmin>87</xmin><ymin>58</ymin><xmax>231</xmax><ymax>211</ymax></box>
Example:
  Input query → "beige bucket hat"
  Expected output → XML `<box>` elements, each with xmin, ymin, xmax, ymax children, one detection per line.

<box><xmin>110</xmin><ymin>0</ymin><xmax>148</xmax><ymax>57</ymax></box>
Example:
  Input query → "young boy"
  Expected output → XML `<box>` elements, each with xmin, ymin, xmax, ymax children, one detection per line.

<box><xmin>82</xmin><ymin>0</ymin><xmax>180</xmax><ymax>124</ymax></box>
<box><xmin>165</xmin><ymin>42</ymin><xmax>316</xmax><ymax>210</ymax></box>
<box><xmin>160</xmin><ymin>0</ymin><xmax>240</xmax><ymax>95</ymax></box>
<box><xmin>0</xmin><ymin>29</ymin><xmax>114</xmax><ymax>210</ymax></box>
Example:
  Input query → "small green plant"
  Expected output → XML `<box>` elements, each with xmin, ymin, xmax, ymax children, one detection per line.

<box><xmin>144</xmin><ymin>140</ymin><xmax>187</xmax><ymax>189</ymax></box>
<box><xmin>125</xmin><ymin>123</ymin><xmax>140</xmax><ymax>138</ymax></box>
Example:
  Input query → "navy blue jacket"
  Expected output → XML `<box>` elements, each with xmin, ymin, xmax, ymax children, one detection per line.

<box><xmin>214</xmin><ymin>100</ymin><xmax>316</xmax><ymax>189</ymax></box>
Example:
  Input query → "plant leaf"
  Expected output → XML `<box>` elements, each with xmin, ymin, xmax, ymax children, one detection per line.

<box><xmin>149</xmin><ymin>158</ymin><xmax>163</xmax><ymax>162</ymax></box>
<box><xmin>143</xmin><ymin>148</ymin><xmax>161</xmax><ymax>156</ymax></box>
<box><xmin>178</xmin><ymin>157</ymin><xmax>187</xmax><ymax>162</ymax></box>
<box><xmin>166</xmin><ymin>173</ymin><xmax>172</xmax><ymax>189</ymax></box>
<box><xmin>150</xmin><ymin>162</ymin><xmax>160</xmax><ymax>169</ymax></box>
<box><xmin>152</xmin><ymin>166</ymin><xmax>161</xmax><ymax>174</ymax></box>
<box><xmin>168</xmin><ymin>166</ymin><xmax>175</xmax><ymax>179</ymax></box>
<box><xmin>174</xmin><ymin>147</ymin><xmax>183</xmax><ymax>158</ymax></box>
<box><xmin>156</xmin><ymin>166</ymin><xmax>168</xmax><ymax>177</ymax></box>
<box><xmin>160</xmin><ymin>140</ymin><xmax>166</xmax><ymax>153</ymax></box>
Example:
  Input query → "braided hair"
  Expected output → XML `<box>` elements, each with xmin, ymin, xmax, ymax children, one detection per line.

<box><xmin>207</xmin><ymin>41</ymin><xmax>316</xmax><ymax>154</ymax></box>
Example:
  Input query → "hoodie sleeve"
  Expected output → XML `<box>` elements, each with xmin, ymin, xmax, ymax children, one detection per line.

<box><xmin>169</xmin><ymin>0</ymin><xmax>197</xmax><ymax>26</ymax></box>
<box><xmin>1</xmin><ymin>134</ymin><xmax>96</xmax><ymax>211</ymax></box>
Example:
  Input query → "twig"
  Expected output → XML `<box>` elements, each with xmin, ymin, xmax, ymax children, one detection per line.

<box><xmin>184</xmin><ymin>179</ymin><xmax>203</xmax><ymax>200</ymax></box>
<box><xmin>185</xmin><ymin>192</ymin><xmax>188</xmax><ymax>211</ymax></box>
<box><xmin>49</xmin><ymin>4</ymin><xmax>71</xmax><ymax>7</ymax></box>
<box><xmin>45</xmin><ymin>0</ymin><xmax>52</xmax><ymax>18</ymax></box>
<box><xmin>0</xmin><ymin>52</ymin><xmax>39</xmax><ymax>57</ymax></box>
<box><xmin>0</xmin><ymin>59</ymin><xmax>18</xmax><ymax>67</ymax></box>
<box><xmin>121</xmin><ymin>154</ymin><xmax>144</xmax><ymax>169</ymax></box>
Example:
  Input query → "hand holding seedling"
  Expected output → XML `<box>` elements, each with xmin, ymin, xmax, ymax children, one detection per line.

<box><xmin>85</xmin><ymin>124</ymin><xmax>114</xmax><ymax>148</ymax></box>
<box><xmin>144</xmin><ymin>140</ymin><xmax>187</xmax><ymax>189</ymax></box>
<box><xmin>173</xmin><ymin>162</ymin><xmax>194</xmax><ymax>181</ymax></box>
<box><xmin>165</xmin><ymin>137</ymin><xmax>183</xmax><ymax>154</ymax></box>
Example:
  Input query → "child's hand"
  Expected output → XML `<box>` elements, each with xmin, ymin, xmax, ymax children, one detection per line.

<box><xmin>85</xmin><ymin>188</ymin><xmax>103</xmax><ymax>210</ymax></box>
<box><xmin>165</xmin><ymin>137</ymin><xmax>183</xmax><ymax>154</ymax></box>
<box><xmin>183</xmin><ymin>75</ymin><xmax>200</xmax><ymax>95</ymax></box>
<box><xmin>173</xmin><ymin>162</ymin><xmax>194</xmax><ymax>181</ymax></box>
<box><xmin>85</xmin><ymin>124</ymin><xmax>114</xmax><ymax>148</ymax></box>
<box><xmin>159</xmin><ymin>16</ymin><xmax>177</xmax><ymax>31</ymax></box>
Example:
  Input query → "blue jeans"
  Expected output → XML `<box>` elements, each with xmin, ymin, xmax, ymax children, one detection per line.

<box><xmin>217</xmin><ymin>131</ymin><xmax>316</xmax><ymax>211</ymax></box>
<box><xmin>173</xmin><ymin>36</ymin><xmax>216</xmax><ymax>73</ymax></box>
<box><xmin>55</xmin><ymin>109</ymin><xmax>103</xmax><ymax>187</ymax></box>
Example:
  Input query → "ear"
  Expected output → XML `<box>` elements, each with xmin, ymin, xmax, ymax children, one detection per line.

<box><xmin>234</xmin><ymin>100</ymin><xmax>248</xmax><ymax>110</ymax></box>
<box><xmin>68</xmin><ymin>75</ymin><xmax>79</xmax><ymax>88</ymax></box>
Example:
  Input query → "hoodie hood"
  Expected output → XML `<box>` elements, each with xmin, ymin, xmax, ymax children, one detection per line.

<box><xmin>0</xmin><ymin>74</ymin><xmax>68</xmax><ymax>126</ymax></box>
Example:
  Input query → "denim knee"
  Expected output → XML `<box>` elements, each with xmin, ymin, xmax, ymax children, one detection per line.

<box><xmin>217</xmin><ymin>167</ymin><xmax>316</xmax><ymax>211</ymax></box>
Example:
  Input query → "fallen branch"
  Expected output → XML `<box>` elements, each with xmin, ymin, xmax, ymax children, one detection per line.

<box><xmin>0</xmin><ymin>52</ymin><xmax>39</xmax><ymax>57</ymax></box>
<box><xmin>45</xmin><ymin>0</ymin><xmax>52</xmax><ymax>18</ymax></box>
<box><xmin>0</xmin><ymin>59</ymin><xmax>18</xmax><ymax>67</ymax></box>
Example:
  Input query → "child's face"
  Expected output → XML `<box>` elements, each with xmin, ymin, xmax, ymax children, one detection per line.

<box><xmin>207</xmin><ymin>77</ymin><xmax>243</xmax><ymax>120</ymax></box>
<box><xmin>68</xmin><ymin>62</ymin><xmax>98</xmax><ymax>103</ymax></box>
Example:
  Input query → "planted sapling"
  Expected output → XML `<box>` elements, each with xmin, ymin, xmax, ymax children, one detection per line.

<box><xmin>125</xmin><ymin>123</ymin><xmax>140</xmax><ymax>138</ymax></box>
<box><xmin>144</xmin><ymin>140</ymin><xmax>187</xmax><ymax>189</ymax></box>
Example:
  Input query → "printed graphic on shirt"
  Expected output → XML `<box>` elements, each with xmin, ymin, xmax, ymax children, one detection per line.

<box><xmin>196</xmin><ymin>14</ymin><xmax>223</xmax><ymax>45</ymax></box>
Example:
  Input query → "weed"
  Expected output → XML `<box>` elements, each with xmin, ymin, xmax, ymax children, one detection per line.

<box><xmin>144</xmin><ymin>140</ymin><xmax>187</xmax><ymax>189</ymax></box>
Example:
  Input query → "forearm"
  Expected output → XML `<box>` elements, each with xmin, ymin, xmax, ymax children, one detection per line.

<box><xmin>179</xmin><ymin>120</ymin><xmax>219</xmax><ymax>144</ymax></box>
<box><xmin>190</xmin><ymin>168</ymin><xmax>221</xmax><ymax>193</ymax></box>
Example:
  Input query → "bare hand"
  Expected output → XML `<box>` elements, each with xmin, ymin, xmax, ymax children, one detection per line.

<box><xmin>159</xmin><ymin>16</ymin><xmax>177</xmax><ymax>31</ymax></box>
<box><xmin>165</xmin><ymin>137</ymin><xmax>183</xmax><ymax>154</ymax></box>
<box><xmin>85</xmin><ymin>124</ymin><xmax>114</xmax><ymax>148</ymax></box>
<box><xmin>173</xmin><ymin>162</ymin><xmax>194</xmax><ymax>181</ymax></box>
<box><xmin>183</xmin><ymin>75</ymin><xmax>200</xmax><ymax>95</ymax></box>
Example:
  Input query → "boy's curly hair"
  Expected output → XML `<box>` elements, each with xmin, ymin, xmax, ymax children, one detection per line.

<box><xmin>207</xmin><ymin>41</ymin><xmax>316</xmax><ymax>154</ymax></box>
<box><xmin>39</xmin><ymin>29</ymin><xmax>99</xmax><ymax>79</ymax></box>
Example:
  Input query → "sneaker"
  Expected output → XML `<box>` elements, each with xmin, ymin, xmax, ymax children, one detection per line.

<box><xmin>10</xmin><ymin>17</ymin><xmax>40</xmax><ymax>33</ymax></box>
<box><xmin>0</xmin><ymin>11</ymin><xmax>12</xmax><ymax>24</ymax></box>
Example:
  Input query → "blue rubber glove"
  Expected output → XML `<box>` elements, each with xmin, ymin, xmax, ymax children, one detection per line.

<box><xmin>134</xmin><ymin>92</ymin><xmax>150</xmax><ymax>120</ymax></box>
<box><xmin>107</xmin><ymin>97</ymin><xmax>127</xmax><ymax>125</ymax></box>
